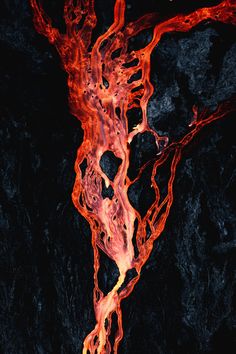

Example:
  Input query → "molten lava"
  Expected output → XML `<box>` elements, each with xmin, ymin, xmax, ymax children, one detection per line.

<box><xmin>30</xmin><ymin>0</ymin><xmax>236</xmax><ymax>353</ymax></box>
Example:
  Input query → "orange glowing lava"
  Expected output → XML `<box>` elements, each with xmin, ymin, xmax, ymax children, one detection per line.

<box><xmin>30</xmin><ymin>1</ymin><xmax>236</xmax><ymax>353</ymax></box>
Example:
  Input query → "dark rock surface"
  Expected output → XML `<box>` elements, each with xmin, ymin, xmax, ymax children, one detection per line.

<box><xmin>0</xmin><ymin>1</ymin><xmax>235</xmax><ymax>353</ymax></box>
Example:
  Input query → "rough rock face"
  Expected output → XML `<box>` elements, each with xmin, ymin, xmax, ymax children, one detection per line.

<box><xmin>0</xmin><ymin>1</ymin><xmax>235</xmax><ymax>353</ymax></box>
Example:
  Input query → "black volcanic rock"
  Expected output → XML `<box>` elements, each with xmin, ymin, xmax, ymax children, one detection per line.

<box><xmin>0</xmin><ymin>1</ymin><xmax>235</xmax><ymax>353</ymax></box>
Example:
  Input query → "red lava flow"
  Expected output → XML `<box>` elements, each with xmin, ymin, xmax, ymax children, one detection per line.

<box><xmin>30</xmin><ymin>1</ymin><xmax>236</xmax><ymax>353</ymax></box>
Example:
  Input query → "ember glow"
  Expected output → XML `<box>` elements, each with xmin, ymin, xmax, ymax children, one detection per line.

<box><xmin>30</xmin><ymin>0</ymin><xmax>236</xmax><ymax>353</ymax></box>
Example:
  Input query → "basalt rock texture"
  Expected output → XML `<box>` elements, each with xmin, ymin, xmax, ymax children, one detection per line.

<box><xmin>0</xmin><ymin>1</ymin><xmax>235</xmax><ymax>353</ymax></box>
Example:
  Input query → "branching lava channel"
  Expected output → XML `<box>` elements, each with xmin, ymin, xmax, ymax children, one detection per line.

<box><xmin>30</xmin><ymin>0</ymin><xmax>236</xmax><ymax>353</ymax></box>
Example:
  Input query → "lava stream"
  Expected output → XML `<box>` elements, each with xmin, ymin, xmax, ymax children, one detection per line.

<box><xmin>30</xmin><ymin>0</ymin><xmax>236</xmax><ymax>353</ymax></box>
